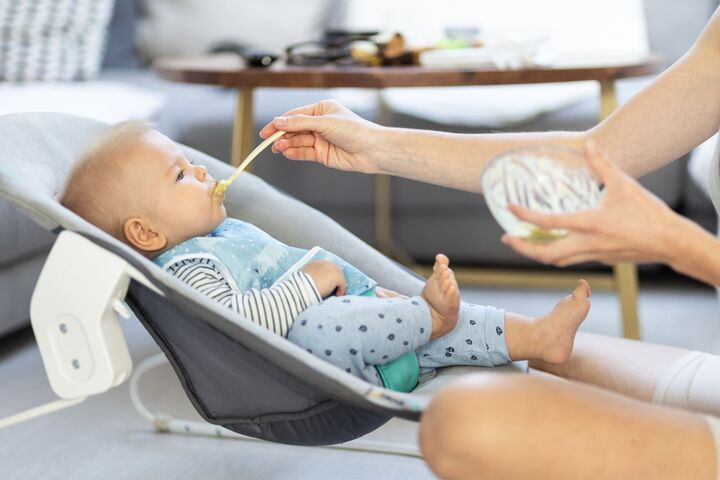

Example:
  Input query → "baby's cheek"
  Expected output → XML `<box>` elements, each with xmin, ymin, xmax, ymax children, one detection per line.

<box><xmin>217</xmin><ymin>205</ymin><xmax>228</xmax><ymax>222</ymax></box>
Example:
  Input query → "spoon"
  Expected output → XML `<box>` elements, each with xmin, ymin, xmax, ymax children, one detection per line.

<box><xmin>213</xmin><ymin>130</ymin><xmax>286</xmax><ymax>197</ymax></box>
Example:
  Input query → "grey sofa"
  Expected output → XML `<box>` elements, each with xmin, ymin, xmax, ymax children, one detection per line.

<box><xmin>1</xmin><ymin>0</ymin><xmax>718</xmax><ymax>338</ymax></box>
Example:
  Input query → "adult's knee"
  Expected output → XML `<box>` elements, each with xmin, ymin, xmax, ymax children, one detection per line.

<box><xmin>419</xmin><ymin>373</ymin><xmax>540</xmax><ymax>479</ymax></box>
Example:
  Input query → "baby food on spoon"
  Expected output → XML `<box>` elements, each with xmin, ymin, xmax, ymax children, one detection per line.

<box><xmin>213</xmin><ymin>130</ymin><xmax>286</xmax><ymax>198</ymax></box>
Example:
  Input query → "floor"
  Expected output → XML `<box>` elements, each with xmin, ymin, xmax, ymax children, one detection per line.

<box><xmin>0</xmin><ymin>275</ymin><xmax>718</xmax><ymax>479</ymax></box>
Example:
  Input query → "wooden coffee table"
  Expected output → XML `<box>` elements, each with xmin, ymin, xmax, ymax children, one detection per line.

<box><xmin>155</xmin><ymin>53</ymin><xmax>664</xmax><ymax>340</ymax></box>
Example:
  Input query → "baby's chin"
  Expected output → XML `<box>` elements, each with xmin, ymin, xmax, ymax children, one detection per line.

<box><xmin>217</xmin><ymin>204</ymin><xmax>227</xmax><ymax>221</ymax></box>
<box><xmin>211</xmin><ymin>205</ymin><xmax>227</xmax><ymax>228</ymax></box>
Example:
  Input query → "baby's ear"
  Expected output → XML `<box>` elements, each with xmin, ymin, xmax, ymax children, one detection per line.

<box><xmin>123</xmin><ymin>217</ymin><xmax>167</xmax><ymax>253</ymax></box>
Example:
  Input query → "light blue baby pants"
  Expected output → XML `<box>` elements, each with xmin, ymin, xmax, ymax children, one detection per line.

<box><xmin>287</xmin><ymin>294</ymin><xmax>510</xmax><ymax>387</ymax></box>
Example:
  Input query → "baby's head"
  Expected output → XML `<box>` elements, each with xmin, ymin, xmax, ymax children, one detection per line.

<box><xmin>61</xmin><ymin>121</ymin><xmax>227</xmax><ymax>257</ymax></box>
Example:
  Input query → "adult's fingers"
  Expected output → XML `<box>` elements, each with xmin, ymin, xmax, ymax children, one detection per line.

<box><xmin>271</xmin><ymin>132</ymin><xmax>298</xmax><ymax>153</ymax></box>
<box><xmin>501</xmin><ymin>234</ymin><xmax>591</xmax><ymax>266</ymax></box>
<box><xmin>282</xmin><ymin>147</ymin><xmax>319</xmax><ymax>162</ymax></box>
<box><xmin>554</xmin><ymin>253</ymin><xmax>602</xmax><ymax>267</ymax></box>
<box><xmin>508</xmin><ymin>203</ymin><xmax>592</xmax><ymax>231</ymax></box>
<box><xmin>259</xmin><ymin>103</ymin><xmax>319</xmax><ymax>138</ymax></box>
<box><xmin>271</xmin><ymin>113</ymin><xmax>336</xmax><ymax>136</ymax></box>
<box><xmin>275</xmin><ymin>134</ymin><xmax>316</xmax><ymax>152</ymax></box>
<box><xmin>554</xmin><ymin>249</ymin><xmax>634</xmax><ymax>267</ymax></box>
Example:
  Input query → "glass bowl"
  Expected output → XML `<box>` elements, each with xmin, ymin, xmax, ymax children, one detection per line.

<box><xmin>481</xmin><ymin>145</ymin><xmax>604</xmax><ymax>242</ymax></box>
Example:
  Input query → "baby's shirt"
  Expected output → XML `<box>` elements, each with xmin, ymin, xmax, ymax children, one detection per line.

<box><xmin>154</xmin><ymin>218</ymin><xmax>378</xmax><ymax>336</ymax></box>
<box><xmin>163</xmin><ymin>255</ymin><xmax>321</xmax><ymax>337</ymax></box>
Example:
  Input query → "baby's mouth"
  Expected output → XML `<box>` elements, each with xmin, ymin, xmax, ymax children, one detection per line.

<box><xmin>210</xmin><ymin>180</ymin><xmax>224</xmax><ymax>202</ymax></box>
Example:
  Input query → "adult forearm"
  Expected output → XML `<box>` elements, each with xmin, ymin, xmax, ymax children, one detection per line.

<box><xmin>374</xmin><ymin>127</ymin><xmax>586</xmax><ymax>194</ymax></box>
<box><xmin>664</xmin><ymin>215</ymin><xmax>720</xmax><ymax>287</ymax></box>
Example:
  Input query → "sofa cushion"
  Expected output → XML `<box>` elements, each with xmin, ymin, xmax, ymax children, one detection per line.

<box><xmin>102</xmin><ymin>0</ymin><xmax>141</xmax><ymax>69</ymax></box>
<box><xmin>0</xmin><ymin>80</ymin><xmax>164</xmax><ymax>124</ymax></box>
<box><xmin>0</xmin><ymin>0</ymin><xmax>115</xmax><ymax>81</ymax></box>
<box><xmin>382</xmin><ymin>82</ymin><xmax>597</xmax><ymax>129</ymax></box>
<box><xmin>137</xmin><ymin>0</ymin><xmax>334</xmax><ymax>60</ymax></box>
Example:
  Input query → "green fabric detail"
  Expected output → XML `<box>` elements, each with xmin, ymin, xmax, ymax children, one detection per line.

<box><xmin>358</xmin><ymin>288</ymin><xmax>420</xmax><ymax>392</ymax></box>
<box><xmin>375</xmin><ymin>352</ymin><xmax>420</xmax><ymax>392</ymax></box>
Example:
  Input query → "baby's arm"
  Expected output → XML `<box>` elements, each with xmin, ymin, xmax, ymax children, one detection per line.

<box><xmin>302</xmin><ymin>260</ymin><xmax>347</xmax><ymax>297</ymax></box>
<box><xmin>165</xmin><ymin>256</ymin><xmax>321</xmax><ymax>337</ymax></box>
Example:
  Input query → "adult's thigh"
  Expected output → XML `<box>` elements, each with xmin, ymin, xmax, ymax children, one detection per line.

<box><xmin>419</xmin><ymin>372</ymin><xmax>716</xmax><ymax>479</ymax></box>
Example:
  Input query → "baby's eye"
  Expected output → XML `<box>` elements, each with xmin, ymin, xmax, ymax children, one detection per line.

<box><xmin>176</xmin><ymin>170</ymin><xmax>185</xmax><ymax>182</ymax></box>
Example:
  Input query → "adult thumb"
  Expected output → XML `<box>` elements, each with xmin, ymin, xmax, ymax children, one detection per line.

<box><xmin>585</xmin><ymin>139</ymin><xmax>619</xmax><ymax>185</ymax></box>
<box><xmin>274</xmin><ymin>114</ymin><xmax>329</xmax><ymax>134</ymax></box>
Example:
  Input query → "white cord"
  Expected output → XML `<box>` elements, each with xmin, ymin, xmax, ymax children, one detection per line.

<box><xmin>129</xmin><ymin>352</ymin><xmax>167</xmax><ymax>423</ymax></box>
<box><xmin>0</xmin><ymin>396</ymin><xmax>86</xmax><ymax>430</ymax></box>
<box><xmin>130</xmin><ymin>354</ymin><xmax>421</xmax><ymax>457</ymax></box>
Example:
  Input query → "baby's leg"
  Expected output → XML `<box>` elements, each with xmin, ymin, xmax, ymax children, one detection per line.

<box><xmin>503</xmin><ymin>280</ymin><xmax>591</xmax><ymax>364</ymax></box>
<box><xmin>287</xmin><ymin>294</ymin><xmax>433</xmax><ymax>385</ymax></box>
<box><xmin>418</xmin><ymin>280</ymin><xmax>592</xmax><ymax>370</ymax></box>
<box><xmin>416</xmin><ymin>302</ymin><xmax>510</xmax><ymax>369</ymax></box>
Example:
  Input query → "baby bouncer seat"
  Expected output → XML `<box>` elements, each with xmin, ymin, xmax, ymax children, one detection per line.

<box><xmin>0</xmin><ymin>112</ymin><xmax>525</xmax><ymax>451</ymax></box>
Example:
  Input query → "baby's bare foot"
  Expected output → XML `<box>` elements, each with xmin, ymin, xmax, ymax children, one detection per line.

<box><xmin>537</xmin><ymin>279</ymin><xmax>591</xmax><ymax>364</ymax></box>
<box><xmin>422</xmin><ymin>254</ymin><xmax>461</xmax><ymax>339</ymax></box>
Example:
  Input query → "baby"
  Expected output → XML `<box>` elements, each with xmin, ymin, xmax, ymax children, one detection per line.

<box><xmin>61</xmin><ymin>121</ymin><xmax>591</xmax><ymax>391</ymax></box>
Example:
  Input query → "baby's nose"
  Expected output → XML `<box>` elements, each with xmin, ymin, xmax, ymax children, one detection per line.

<box><xmin>195</xmin><ymin>164</ymin><xmax>208</xmax><ymax>180</ymax></box>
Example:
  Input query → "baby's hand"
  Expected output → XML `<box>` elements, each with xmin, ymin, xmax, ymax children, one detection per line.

<box><xmin>303</xmin><ymin>260</ymin><xmax>347</xmax><ymax>298</ymax></box>
<box><xmin>375</xmin><ymin>287</ymin><xmax>408</xmax><ymax>299</ymax></box>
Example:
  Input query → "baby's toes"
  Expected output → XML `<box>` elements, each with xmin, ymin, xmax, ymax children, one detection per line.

<box><xmin>444</xmin><ymin>276</ymin><xmax>459</xmax><ymax>298</ymax></box>
<box><xmin>451</xmin><ymin>290</ymin><xmax>460</xmax><ymax>309</ymax></box>
<box><xmin>435</xmin><ymin>254</ymin><xmax>449</xmax><ymax>267</ymax></box>
<box><xmin>572</xmin><ymin>279</ymin><xmax>591</xmax><ymax>300</ymax></box>
<box><xmin>451</xmin><ymin>280</ymin><xmax>460</xmax><ymax>299</ymax></box>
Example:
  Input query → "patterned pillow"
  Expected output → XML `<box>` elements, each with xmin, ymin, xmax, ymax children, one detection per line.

<box><xmin>0</xmin><ymin>0</ymin><xmax>115</xmax><ymax>82</ymax></box>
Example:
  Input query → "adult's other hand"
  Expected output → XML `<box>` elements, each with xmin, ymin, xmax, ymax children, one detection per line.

<box><xmin>501</xmin><ymin>140</ymin><xmax>681</xmax><ymax>267</ymax></box>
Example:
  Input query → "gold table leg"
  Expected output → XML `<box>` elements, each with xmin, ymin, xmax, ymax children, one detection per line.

<box><xmin>614</xmin><ymin>262</ymin><xmax>641</xmax><ymax>339</ymax></box>
<box><xmin>600</xmin><ymin>79</ymin><xmax>641</xmax><ymax>340</ymax></box>
<box><xmin>232</xmin><ymin>87</ymin><xmax>255</xmax><ymax>168</ymax></box>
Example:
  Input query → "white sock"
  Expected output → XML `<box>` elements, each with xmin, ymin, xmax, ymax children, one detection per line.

<box><xmin>652</xmin><ymin>351</ymin><xmax>720</xmax><ymax>417</ymax></box>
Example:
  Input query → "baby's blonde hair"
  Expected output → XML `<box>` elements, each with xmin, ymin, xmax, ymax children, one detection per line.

<box><xmin>61</xmin><ymin>120</ymin><xmax>157</xmax><ymax>242</ymax></box>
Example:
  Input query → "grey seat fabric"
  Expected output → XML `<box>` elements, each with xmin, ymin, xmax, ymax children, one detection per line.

<box><xmin>0</xmin><ymin>112</ymin><xmax>429</xmax><ymax>445</ymax></box>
